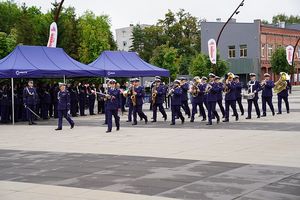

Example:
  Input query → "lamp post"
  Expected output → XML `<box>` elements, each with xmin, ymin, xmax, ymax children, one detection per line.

<box><xmin>291</xmin><ymin>37</ymin><xmax>300</xmax><ymax>86</ymax></box>
<box><xmin>216</xmin><ymin>0</ymin><xmax>245</xmax><ymax>47</ymax></box>
<box><xmin>54</xmin><ymin>0</ymin><xmax>65</xmax><ymax>22</ymax></box>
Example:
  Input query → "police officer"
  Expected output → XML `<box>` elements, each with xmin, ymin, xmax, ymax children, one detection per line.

<box><xmin>0</xmin><ymin>85</ymin><xmax>10</xmax><ymax>123</ymax></box>
<box><xmin>277</xmin><ymin>72</ymin><xmax>290</xmax><ymax>114</ymax></box>
<box><xmin>78</xmin><ymin>83</ymin><xmax>87</xmax><ymax>116</ymax></box>
<box><xmin>170</xmin><ymin>80</ymin><xmax>185</xmax><ymax>125</ymax></box>
<box><xmin>234</xmin><ymin>75</ymin><xmax>244</xmax><ymax>116</ymax></box>
<box><xmin>87</xmin><ymin>84</ymin><xmax>96</xmax><ymax>115</ymax></box>
<box><xmin>69</xmin><ymin>83</ymin><xmax>79</xmax><ymax>117</ymax></box>
<box><xmin>206</xmin><ymin>73</ymin><xmax>220</xmax><ymax>125</ymax></box>
<box><xmin>190</xmin><ymin>76</ymin><xmax>206</xmax><ymax>122</ymax></box>
<box><xmin>261</xmin><ymin>73</ymin><xmax>275</xmax><ymax>117</ymax></box>
<box><xmin>55</xmin><ymin>83</ymin><xmax>75</xmax><ymax>131</ymax></box>
<box><xmin>246</xmin><ymin>73</ymin><xmax>261</xmax><ymax>119</ymax></box>
<box><xmin>125</xmin><ymin>79</ymin><xmax>134</xmax><ymax>122</ymax></box>
<box><xmin>151</xmin><ymin>77</ymin><xmax>167</xmax><ymax>122</ymax></box>
<box><xmin>40</xmin><ymin>84</ymin><xmax>51</xmax><ymax>120</ymax></box>
<box><xmin>215</xmin><ymin>76</ymin><xmax>225</xmax><ymax>118</ymax></box>
<box><xmin>179</xmin><ymin>77</ymin><xmax>191</xmax><ymax>118</ymax></box>
<box><xmin>23</xmin><ymin>80</ymin><xmax>38</xmax><ymax>125</ymax></box>
<box><xmin>132</xmin><ymin>78</ymin><xmax>148</xmax><ymax>125</ymax></box>
<box><xmin>102</xmin><ymin>79</ymin><xmax>120</xmax><ymax>133</ymax></box>
<box><xmin>223</xmin><ymin>73</ymin><xmax>239</xmax><ymax>122</ymax></box>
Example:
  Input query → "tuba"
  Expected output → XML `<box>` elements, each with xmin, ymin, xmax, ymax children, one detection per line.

<box><xmin>131</xmin><ymin>86</ymin><xmax>137</xmax><ymax>106</ymax></box>
<box><xmin>274</xmin><ymin>72</ymin><xmax>287</xmax><ymax>94</ymax></box>
<box><xmin>224</xmin><ymin>72</ymin><xmax>234</xmax><ymax>94</ymax></box>
<box><xmin>151</xmin><ymin>83</ymin><xmax>158</xmax><ymax>105</ymax></box>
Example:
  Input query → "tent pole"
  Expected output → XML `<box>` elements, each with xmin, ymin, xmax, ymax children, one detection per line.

<box><xmin>63</xmin><ymin>75</ymin><xmax>66</xmax><ymax>84</ymax></box>
<box><xmin>11</xmin><ymin>78</ymin><xmax>15</xmax><ymax>125</ymax></box>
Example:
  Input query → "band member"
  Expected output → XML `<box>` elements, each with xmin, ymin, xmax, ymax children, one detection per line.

<box><xmin>206</xmin><ymin>73</ymin><xmax>220</xmax><ymax>125</ymax></box>
<box><xmin>69</xmin><ymin>83</ymin><xmax>79</xmax><ymax>117</ymax></box>
<box><xmin>40</xmin><ymin>84</ymin><xmax>51</xmax><ymax>120</ymax></box>
<box><xmin>261</xmin><ymin>73</ymin><xmax>275</xmax><ymax>117</ymax></box>
<box><xmin>78</xmin><ymin>83</ymin><xmax>87</xmax><ymax>116</ymax></box>
<box><xmin>102</xmin><ymin>79</ymin><xmax>120</xmax><ymax>133</ymax></box>
<box><xmin>23</xmin><ymin>80</ymin><xmax>38</xmax><ymax>125</ymax></box>
<box><xmin>234</xmin><ymin>75</ymin><xmax>244</xmax><ymax>116</ymax></box>
<box><xmin>170</xmin><ymin>80</ymin><xmax>185</xmax><ymax>125</ymax></box>
<box><xmin>0</xmin><ymin>85</ymin><xmax>11</xmax><ymax>123</ymax></box>
<box><xmin>215</xmin><ymin>76</ymin><xmax>225</xmax><ymax>118</ymax></box>
<box><xmin>151</xmin><ymin>77</ymin><xmax>167</xmax><ymax>122</ymax></box>
<box><xmin>87</xmin><ymin>84</ymin><xmax>96</xmax><ymax>115</ymax></box>
<box><xmin>132</xmin><ymin>78</ymin><xmax>148</xmax><ymax>125</ymax></box>
<box><xmin>276</xmin><ymin>72</ymin><xmax>290</xmax><ymax>114</ymax></box>
<box><xmin>190</xmin><ymin>76</ymin><xmax>206</xmax><ymax>122</ymax></box>
<box><xmin>223</xmin><ymin>72</ymin><xmax>238</xmax><ymax>122</ymax></box>
<box><xmin>55</xmin><ymin>83</ymin><xmax>74</xmax><ymax>131</ymax></box>
<box><xmin>201</xmin><ymin>77</ymin><xmax>208</xmax><ymax>110</ymax></box>
<box><xmin>246</xmin><ymin>73</ymin><xmax>261</xmax><ymax>119</ymax></box>
<box><xmin>97</xmin><ymin>84</ymin><xmax>105</xmax><ymax>114</ymax></box>
<box><xmin>179</xmin><ymin>77</ymin><xmax>191</xmax><ymax>118</ymax></box>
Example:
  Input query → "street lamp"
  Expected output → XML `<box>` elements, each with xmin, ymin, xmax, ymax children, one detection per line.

<box><xmin>216</xmin><ymin>0</ymin><xmax>245</xmax><ymax>46</ymax></box>
<box><xmin>291</xmin><ymin>36</ymin><xmax>300</xmax><ymax>87</ymax></box>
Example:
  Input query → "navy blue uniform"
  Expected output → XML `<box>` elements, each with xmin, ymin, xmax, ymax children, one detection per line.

<box><xmin>261</xmin><ymin>80</ymin><xmax>275</xmax><ymax>116</ymax></box>
<box><xmin>206</xmin><ymin>82</ymin><xmax>220</xmax><ymax>124</ymax></box>
<box><xmin>23</xmin><ymin>87</ymin><xmax>38</xmax><ymax>124</ymax></box>
<box><xmin>152</xmin><ymin>84</ymin><xmax>167</xmax><ymax>121</ymax></box>
<box><xmin>191</xmin><ymin>83</ymin><xmax>206</xmax><ymax>121</ymax></box>
<box><xmin>180</xmin><ymin>82</ymin><xmax>191</xmax><ymax>117</ymax></box>
<box><xmin>216</xmin><ymin>82</ymin><xmax>225</xmax><ymax>118</ymax></box>
<box><xmin>0</xmin><ymin>89</ymin><xmax>11</xmax><ymax>123</ymax></box>
<box><xmin>132</xmin><ymin>86</ymin><xmax>148</xmax><ymax>124</ymax></box>
<box><xmin>235</xmin><ymin>82</ymin><xmax>244</xmax><ymax>115</ymax></box>
<box><xmin>224</xmin><ymin>82</ymin><xmax>238</xmax><ymax>121</ymax></box>
<box><xmin>78</xmin><ymin>85</ymin><xmax>87</xmax><ymax>116</ymax></box>
<box><xmin>87</xmin><ymin>86</ymin><xmax>96</xmax><ymax>115</ymax></box>
<box><xmin>57</xmin><ymin>90</ymin><xmax>74</xmax><ymax>129</ymax></box>
<box><xmin>246</xmin><ymin>80</ymin><xmax>261</xmax><ymax>118</ymax></box>
<box><xmin>277</xmin><ymin>80</ymin><xmax>290</xmax><ymax>114</ymax></box>
<box><xmin>69</xmin><ymin>86</ymin><xmax>79</xmax><ymax>117</ymax></box>
<box><xmin>40</xmin><ymin>88</ymin><xmax>51</xmax><ymax>120</ymax></box>
<box><xmin>171</xmin><ymin>86</ymin><xmax>184</xmax><ymax>124</ymax></box>
<box><xmin>105</xmin><ymin>88</ymin><xmax>121</xmax><ymax>132</ymax></box>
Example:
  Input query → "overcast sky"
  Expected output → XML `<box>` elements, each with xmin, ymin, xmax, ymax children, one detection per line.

<box><xmin>13</xmin><ymin>0</ymin><xmax>300</xmax><ymax>33</ymax></box>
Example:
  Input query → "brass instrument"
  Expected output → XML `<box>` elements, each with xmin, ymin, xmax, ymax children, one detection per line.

<box><xmin>151</xmin><ymin>83</ymin><xmax>158</xmax><ymax>105</ymax></box>
<box><xmin>274</xmin><ymin>72</ymin><xmax>287</xmax><ymax>94</ymax></box>
<box><xmin>260</xmin><ymin>79</ymin><xmax>267</xmax><ymax>90</ymax></box>
<box><xmin>224</xmin><ymin>72</ymin><xmax>235</xmax><ymax>94</ymax></box>
<box><xmin>191</xmin><ymin>82</ymin><xmax>200</xmax><ymax>97</ymax></box>
<box><xmin>131</xmin><ymin>86</ymin><xmax>137</xmax><ymax>106</ymax></box>
<box><xmin>205</xmin><ymin>83</ymin><xmax>212</xmax><ymax>94</ymax></box>
<box><xmin>243</xmin><ymin>80</ymin><xmax>255</xmax><ymax>100</ymax></box>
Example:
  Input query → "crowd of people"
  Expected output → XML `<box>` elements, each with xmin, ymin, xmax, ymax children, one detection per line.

<box><xmin>0</xmin><ymin>71</ymin><xmax>291</xmax><ymax>132</ymax></box>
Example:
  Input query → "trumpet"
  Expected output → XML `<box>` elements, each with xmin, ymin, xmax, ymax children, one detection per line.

<box><xmin>260</xmin><ymin>79</ymin><xmax>267</xmax><ymax>89</ymax></box>
<box><xmin>205</xmin><ymin>83</ymin><xmax>212</xmax><ymax>94</ymax></box>
<box><xmin>190</xmin><ymin>82</ymin><xmax>200</xmax><ymax>97</ymax></box>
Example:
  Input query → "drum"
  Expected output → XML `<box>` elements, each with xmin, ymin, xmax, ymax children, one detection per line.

<box><xmin>243</xmin><ymin>93</ymin><xmax>255</xmax><ymax>100</ymax></box>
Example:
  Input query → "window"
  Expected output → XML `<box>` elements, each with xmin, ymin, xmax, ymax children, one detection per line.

<box><xmin>298</xmin><ymin>47</ymin><xmax>300</xmax><ymax>59</ymax></box>
<box><xmin>261</xmin><ymin>44</ymin><xmax>266</xmax><ymax>57</ymax></box>
<box><xmin>267</xmin><ymin>44</ymin><xmax>273</xmax><ymax>58</ymax></box>
<box><xmin>228</xmin><ymin>45</ymin><xmax>236</xmax><ymax>58</ymax></box>
<box><xmin>240</xmin><ymin>44</ymin><xmax>247</xmax><ymax>58</ymax></box>
<box><xmin>122</xmin><ymin>41</ymin><xmax>127</xmax><ymax>47</ymax></box>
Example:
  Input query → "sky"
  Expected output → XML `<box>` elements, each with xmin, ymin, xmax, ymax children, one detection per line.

<box><xmin>11</xmin><ymin>0</ymin><xmax>300</xmax><ymax>35</ymax></box>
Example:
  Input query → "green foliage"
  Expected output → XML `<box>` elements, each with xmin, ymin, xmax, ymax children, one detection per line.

<box><xmin>0</xmin><ymin>0</ymin><xmax>21</xmax><ymax>34</ymax></box>
<box><xmin>150</xmin><ymin>44</ymin><xmax>179</xmax><ymax>80</ymax></box>
<box><xmin>0</xmin><ymin>31</ymin><xmax>17</xmax><ymax>59</ymax></box>
<box><xmin>78</xmin><ymin>11</ymin><xmax>114</xmax><ymax>63</ymax></box>
<box><xmin>272</xmin><ymin>14</ymin><xmax>300</xmax><ymax>24</ymax></box>
<box><xmin>271</xmin><ymin>47</ymin><xmax>291</xmax><ymax>74</ymax></box>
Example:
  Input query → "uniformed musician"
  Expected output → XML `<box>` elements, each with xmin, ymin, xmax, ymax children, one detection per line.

<box><xmin>132</xmin><ymin>78</ymin><xmax>148</xmax><ymax>125</ymax></box>
<box><xmin>233</xmin><ymin>75</ymin><xmax>244</xmax><ymax>116</ymax></box>
<box><xmin>179</xmin><ymin>77</ymin><xmax>191</xmax><ymax>118</ymax></box>
<box><xmin>246</xmin><ymin>73</ymin><xmax>261</xmax><ymax>119</ymax></box>
<box><xmin>206</xmin><ymin>73</ymin><xmax>220</xmax><ymax>125</ymax></box>
<box><xmin>190</xmin><ymin>76</ymin><xmax>206</xmax><ymax>122</ymax></box>
<box><xmin>55</xmin><ymin>83</ymin><xmax>75</xmax><ymax>131</ymax></box>
<box><xmin>223</xmin><ymin>72</ymin><xmax>239</xmax><ymax>122</ymax></box>
<box><xmin>277</xmin><ymin>72</ymin><xmax>290</xmax><ymax>114</ymax></box>
<box><xmin>215</xmin><ymin>76</ymin><xmax>225</xmax><ymax>118</ymax></box>
<box><xmin>170</xmin><ymin>80</ymin><xmax>185</xmax><ymax>125</ymax></box>
<box><xmin>151</xmin><ymin>77</ymin><xmax>167</xmax><ymax>122</ymax></box>
<box><xmin>261</xmin><ymin>73</ymin><xmax>275</xmax><ymax>117</ymax></box>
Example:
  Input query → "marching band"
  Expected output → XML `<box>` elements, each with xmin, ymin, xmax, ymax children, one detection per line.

<box><xmin>0</xmin><ymin>72</ymin><xmax>291</xmax><ymax>132</ymax></box>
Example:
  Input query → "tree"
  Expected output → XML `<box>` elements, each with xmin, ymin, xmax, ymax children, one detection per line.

<box><xmin>77</xmin><ymin>11</ymin><xmax>115</xmax><ymax>64</ymax></box>
<box><xmin>271</xmin><ymin>47</ymin><xmax>291</xmax><ymax>74</ymax></box>
<box><xmin>272</xmin><ymin>14</ymin><xmax>300</xmax><ymax>24</ymax></box>
<box><xmin>0</xmin><ymin>31</ymin><xmax>17</xmax><ymax>59</ymax></box>
<box><xmin>150</xmin><ymin>44</ymin><xmax>179</xmax><ymax>80</ymax></box>
<box><xmin>0</xmin><ymin>1</ymin><xmax>21</xmax><ymax>34</ymax></box>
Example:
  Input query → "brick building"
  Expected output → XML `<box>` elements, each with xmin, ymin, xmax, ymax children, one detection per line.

<box><xmin>201</xmin><ymin>20</ymin><xmax>300</xmax><ymax>85</ymax></box>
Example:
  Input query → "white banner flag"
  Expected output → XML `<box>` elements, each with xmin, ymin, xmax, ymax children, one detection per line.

<box><xmin>47</xmin><ymin>22</ymin><xmax>58</xmax><ymax>48</ymax></box>
<box><xmin>208</xmin><ymin>39</ymin><xmax>217</xmax><ymax>64</ymax></box>
<box><xmin>286</xmin><ymin>45</ymin><xmax>294</xmax><ymax>65</ymax></box>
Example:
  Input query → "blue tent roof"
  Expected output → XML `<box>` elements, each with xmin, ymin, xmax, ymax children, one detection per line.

<box><xmin>89</xmin><ymin>51</ymin><xmax>170</xmax><ymax>77</ymax></box>
<box><xmin>0</xmin><ymin>45</ymin><xmax>105</xmax><ymax>78</ymax></box>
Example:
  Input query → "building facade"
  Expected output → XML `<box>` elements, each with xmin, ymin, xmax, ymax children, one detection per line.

<box><xmin>201</xmin><ymin>20</ymin><xmax>300</xmax><ymax>85</ymax></box>
<box><xmin>116</xmin><ymin>24</ymin><xmax>150</xmax><ymax>51</ymax></box>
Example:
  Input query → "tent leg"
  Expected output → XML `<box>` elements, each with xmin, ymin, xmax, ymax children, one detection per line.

<box><xmin>11</xmin><ymin>78</ymin><xmax>15</xmax><ymax>125</ymax></box>
<box><xmin>63</xmin><ymin>75</ymin><xmax>66</xmax><ymax>84</ymax></box>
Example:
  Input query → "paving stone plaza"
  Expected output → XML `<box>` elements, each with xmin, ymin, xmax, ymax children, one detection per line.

<box><xmin>0</xmin><ymin>88</ymin><xmax>300</xmax><ymax>200</ymax></box>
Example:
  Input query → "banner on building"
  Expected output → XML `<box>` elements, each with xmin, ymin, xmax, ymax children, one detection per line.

<box><xmin>286</xmin><ymin>45</ymin><xmax>294</xmax><ymax>65</ymax></box>
<box><xmin>47</xmin><ymin>22</ymin><xmax>58</xmax><ymax>48</ymax></box>
<box><xmin>208</xmin><ymin>39</ymin><xmax>217</xmax><ymax>64</ymax></box>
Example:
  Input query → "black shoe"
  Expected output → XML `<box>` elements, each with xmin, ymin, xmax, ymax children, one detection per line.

<box><xmin>216</xmin><ymin>117</ymin><xmax>220</xmax><ymax>124</ymax></box>
<box><xmin>145</xmin><ymin>118</ymin><xmax>148</xmax><ymax>124</ymax></box>
<box><xmin>55</xmin><ymin>128</ymin><xmax>62</xmax><ymax>131</ymax></box>
<box><xmin>28</xmin><ymin>122</ymin><xmax>33</xmax><ymax>125</ymax></box>
<box><xmin>241</xmin><ymin>112</ymin><xmax>244</xmax><ymax>116</ymax></box>
<box><xmin>106</xmin><ymin>130</ymin><xmax>111</xmax><ymax>133</ymax></box>
<box><xmin>126</xmin><ymin>120</ymin><xmax>132</xmax><ymax>122</ymax></box>
<box><xmin>261</xmin><ymin>114</ymin><xmax>266</xmax><ymax>117</ymax></box>
<box><xmin>235</xmin><ymin>115</ymin><xmax>239</xmax><ymax>121</ymax></box>
<box><xmin>287</xmin><ymin>110</ymin><xmax>290</xmax><ymax>114</ymax></box>
<box><xmin>116</xmin><ymin>126</ymin><xmax>120</xmax><ymax>131</ymax></box>
<box><xmin>132</xmin><ymin>122</ymin><xmax>137</xmax><ymax>126</ymax></box>
<box><xmin>190</xmin><ymin>118</ymin><xmax>194</xmax><ymax>123</ymax></box>
<box><xmin>187</xmin><ymin>115</ymin><xmax>191</xmax><ymax>119</ymax></box>
<box><xmin>201</xmin><ymin>118</ymin><xmax>206</xmax><ymax>122</ymax></box>
<box><xmin>32</xmin><ymin>122</ymin><xmax>37</xmax><ymax>125</ymax></box>
<box><xmin>231</xmin><ymin>114</ymin><xmax>235</xmax><ymax>117</ymax></box>
<box><xmin>70</xmin><ymin>123</ymin><xmax>75</xmax><ymax>129</ymax></box>
<box><xmin>170</xmin><ymin>122</ymin><xmax>175</xmax><ymax>125</ymax></box>
<box><xmin>140</xmin><ymin>118</ymin><xmax>143</xmax><ymax>121</ymax></box>
<box><xmin>246</xmin><ymin>117</ymin><xmax>251</xmax><ymax>119</ymax></box>
<box><xmin>181</xmin><ymin>118</ymin><xmax>185</xmax><ymax>124</ymax></box>
<box><xmin>223</xmin><ymin>119</ymin><xmax>229</xmax><ymax>122</ymax></box>
<box><xmin>163</xmin><ymin>116</ymin><xmax>167</xmax><ymax>121</ymax></box>
<box><xmin>151</xmin><ymin>120</ymin><xmax>157</xmax><ymax>123</ymax></box>
<box><xmin>277</xmin><ymin>112</ymin><xmax>282</xmax><ymax>115</ymax></box>
<box><xmin>102</xmin><ymin>123</ymin><xmax>107</xmax><ymax>125</ymax></box>
<box><xmin>257</xmin><ymin>115</ymin><xmax>261</xmax><ymax>118</ymax></box>
<box><xmin>206</xmin><ymin>122</ymin><xmax>212</xmax><ymax>125</ymax></box>
<box><xmin>272</xmin><ymin>112</ymin><xmax>275</xmax><ymax>116</ymax></box>
<box><xmin>222</xmin><ymin>116</ymin><xmax>225</xmax><ymax>119</ymax></box>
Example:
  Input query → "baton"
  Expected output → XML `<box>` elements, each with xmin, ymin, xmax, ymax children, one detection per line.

<box><xmin>24</xmin><ymin>105</ymin><xmax>41</xmax><ymax>119</ymax></box>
